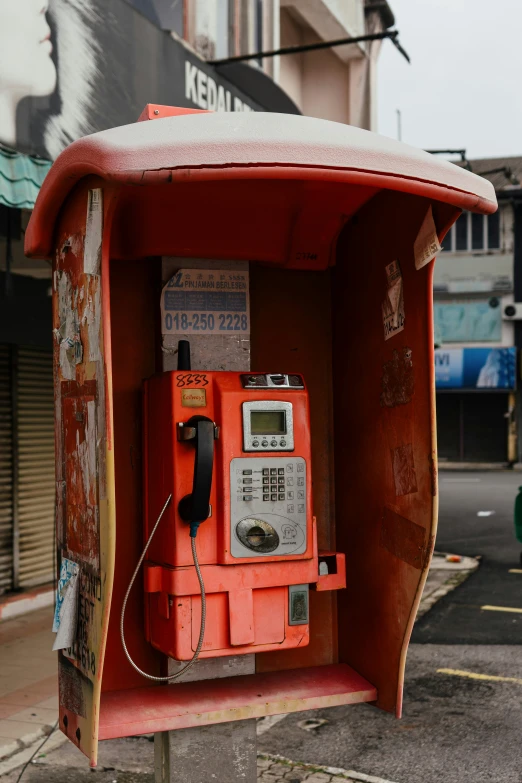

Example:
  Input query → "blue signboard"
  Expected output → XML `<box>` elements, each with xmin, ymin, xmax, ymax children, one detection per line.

<box><xmin>435</xmin><ymin>347</ymin><xmax>517</xmax><ymax>390</ymax></box>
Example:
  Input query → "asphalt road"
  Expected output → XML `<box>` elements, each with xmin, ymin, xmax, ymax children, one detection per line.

<box><xmin>258</xmin><ymin>470</ymin><xmax>522</xmax><ymax>783</ymax></box>
<box><xmin>413</xmin><ymin>470</ymin><xmax>522</xmax><ymax>645</ymax></box>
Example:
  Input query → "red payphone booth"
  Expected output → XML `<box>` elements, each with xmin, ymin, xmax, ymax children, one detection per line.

<box><xmin>25</xmin><ymin>106</ymin><xmax>496</xmax><ymax>766</ymax></box>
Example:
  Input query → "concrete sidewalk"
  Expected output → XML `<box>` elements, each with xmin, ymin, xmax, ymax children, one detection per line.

<box><xmin>0</xmin><ymin>607</ymin><xmax>57</xmax><ymax>762</ymax></box>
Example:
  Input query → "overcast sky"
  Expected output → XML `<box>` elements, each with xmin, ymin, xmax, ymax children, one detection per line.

<box><xmin>377</xmin><ymin>0</ymin><xmax>521</xmax><ymax>160</ymax></box>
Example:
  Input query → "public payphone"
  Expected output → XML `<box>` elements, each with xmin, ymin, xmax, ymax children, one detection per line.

<box><xmin>139</xmin><ymin>344</ymin><xmax>341</xmax><ymax>667</ymax></box>
<box><xmin>24</xmin><ymin>106</ymin><xmax>497</xmax><ymax>764</ymax></box>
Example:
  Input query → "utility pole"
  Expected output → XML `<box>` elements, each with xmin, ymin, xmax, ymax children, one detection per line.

<box><xmin>396</xmin><ymin>109</ymin><xmax>402</xmax><ymax>142</ymax></box>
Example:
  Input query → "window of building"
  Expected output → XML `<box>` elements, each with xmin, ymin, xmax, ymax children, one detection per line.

<box><xmin>215</xmin><ymin>0</ymin><xmax>234</xmax><ymax>59</ymax></box>
<box><xmin>434</xmin><ymin>299</ymin><xmax>502</xmax><ymax>343</ymax></box>
<box><xmin>442</xmin><ymin>211</ymin><xmax>502</xmax><ymax>253</ymax></box>
<box><xmin>124</xmin><ymin>0</ymin><xmax>184</xmax><ymax>36</ymax></box>
<box><xmin>487</xmin><ymin>210</ymin><xmax>500</xmax><ymax>249</ymax></box>
<box><xmin>254</xmin><ymin>0</ymin><xmax>264</xmax><ymax>65</ymax></box>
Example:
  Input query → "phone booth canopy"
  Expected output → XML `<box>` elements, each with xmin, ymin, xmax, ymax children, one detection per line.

<box><xmin>25</xmin><ymin>106</ymin><xmax>496</xmax><ymax>766</ymax></box>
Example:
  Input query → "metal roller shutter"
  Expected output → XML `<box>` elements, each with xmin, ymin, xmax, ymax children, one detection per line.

<box><xmin>16</xmin><ymin>347</ymin><xmax>55</xmax><ymax>588</ymax></box>
<box><xmin>0</xmin><ymin>345</ymin><xmax>13</xmax><ymax>595</ymax></box>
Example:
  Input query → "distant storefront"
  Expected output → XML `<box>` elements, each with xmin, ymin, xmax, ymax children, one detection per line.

<box><xmin>435</xmin><ymin>347</ymin><xmax>517</xmax><ymax>463</ymax></box>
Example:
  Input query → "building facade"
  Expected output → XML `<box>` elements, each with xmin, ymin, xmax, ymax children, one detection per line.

<box><xmin>0</xmin><ymin>0</ymin><xmax>393</xmax><ymax>598</ymax></box>
<box><xmin>434</xmin><ymin>157</ymin><xmax>522</xmax><ymax>464</ymax></box>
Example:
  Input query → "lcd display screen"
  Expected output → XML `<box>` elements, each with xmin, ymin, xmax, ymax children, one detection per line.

<box><xmin>250</xmin><ymin>411</ymin><xmax>286</xmax><ymax>435</ymax></box>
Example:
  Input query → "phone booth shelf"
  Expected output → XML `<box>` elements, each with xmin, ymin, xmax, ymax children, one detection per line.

<box><xmin>25</xmin><ymin>107</ymin><xmax>496</xmax><ymax>766</ymax></box>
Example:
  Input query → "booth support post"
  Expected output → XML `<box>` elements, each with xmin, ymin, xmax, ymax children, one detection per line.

<box><xmin>154</xmin><ymin>258</ymin><xmax>257</xmax><ymax>783</ymax></box>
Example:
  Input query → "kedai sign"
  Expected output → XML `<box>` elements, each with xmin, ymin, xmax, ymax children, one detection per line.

<box><xmin>435</xmin><ymin>347</ymin><xmax>517</xmax><ymax>390</ymax></box>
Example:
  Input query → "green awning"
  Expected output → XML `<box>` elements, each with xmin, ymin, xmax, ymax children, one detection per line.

<box><xmin>0</xmin><ymin>146</ymin><xmax>52</xmax><ymax>210</ymax></box>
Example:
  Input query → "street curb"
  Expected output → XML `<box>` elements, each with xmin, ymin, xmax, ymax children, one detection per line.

<box><xmin>0</xmin><ymin>726</ymin><xmax>64</xmax><ymax>776</ymax></box>
<box><xmin>258</xmin><ymin>752</ymin><xmax>400</xmax><ymax>783</ymax></box>
<box><xmin>438</xmin><ymin>462</ymin><xmax>510</xmax><ymax>471</ymax></box>
<box><xmin>416</xmin><ymin>568</ymin><xmax>476</xmax><ymax>619</ymax></box>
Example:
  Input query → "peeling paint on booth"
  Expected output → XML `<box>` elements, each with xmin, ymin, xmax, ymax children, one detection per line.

<box><xmin>55</xmin><ymin>270</ymin><xmax>83</xmax><ymax>380</ymax></box>
<box><xmin>380</xmin><ymin>348</ymin><xmax>414</xmax><ymax>408</ymax></box>
<box><xmin>392</xmin><ymin>444</ymin><xmax>418</xmax><ymax>496</ymax></box>
<box><xmin>380</xmin><ymin>507</ymin><xmax>427</xmax><ymax>569</ymax></box>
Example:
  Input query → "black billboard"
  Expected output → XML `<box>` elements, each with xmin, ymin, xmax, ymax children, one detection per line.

<box><xmin>1</xmin><ymin>0</ymin><xmax>298</xmax><ymax>161</ymax></box>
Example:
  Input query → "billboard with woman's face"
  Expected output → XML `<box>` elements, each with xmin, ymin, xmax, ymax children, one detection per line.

<box><xmin>0</xmin><ymin>0</ymin><xmax>284</xmax><ymax>161</ymax></box>
<box><xmin>0</xmin><ymin>0</ymin><xmax>57</xmax><ymax>148</ymax></box>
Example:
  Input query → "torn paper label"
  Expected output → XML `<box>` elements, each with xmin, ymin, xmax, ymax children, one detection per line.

<box><xmin>84</xmin><ymin>189</ymin><xmax>103</xmax><ymax>275</ymax></box>
<box><xmin>414</xmin><ymin>205</ymin><xmax>441</xmax><ymax>270</ymax></box>
<box><xmin>52</xmin><ymin>558</ymin><xmax>80</xmax><ymax>651</ymax></box>
<box><xmin>382</xmin><ymin>260</ymin><xmax>405</xmax><ymax>340</ymax></box>
<box><xmin>161</xmin><ymin>269</ymin><xmax>250</xmax><ymax>335</ymax></box>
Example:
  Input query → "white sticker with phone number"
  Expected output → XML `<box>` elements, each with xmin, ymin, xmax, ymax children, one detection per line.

<box><xmin>161</xmin><ymin>269</ymin><xmax>250</xmax><ymax>335</ymax></box>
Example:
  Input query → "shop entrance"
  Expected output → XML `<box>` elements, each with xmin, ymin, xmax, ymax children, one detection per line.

<box><xmin>437</xmin><ymin>392</ymin><xmax>509</xmax><ymax>463</ymax></box>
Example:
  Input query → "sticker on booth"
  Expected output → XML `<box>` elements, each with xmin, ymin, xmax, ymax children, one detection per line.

<box><xmin>52</xmin><ymin>558</ymin><xmax>80</xmax><ymax>651</ymax></box>
<box><xmin>414</xmin><ymin>206</ymin><xmax>441</xmax><ymax>270</ymax></box>
<box><xmin>161</xmin><ymin>269</ymin><xmax>250</xmax><ymax>335</ymax></box>
<box><xmin>382</xmin><ymin>260</ymin><xmax>405</xmax><ymax>340</ymax></box>
<box><xmin>84</xmin><ymin>189</ymin><xmax>103</xmax><ymax>276</ymax></box>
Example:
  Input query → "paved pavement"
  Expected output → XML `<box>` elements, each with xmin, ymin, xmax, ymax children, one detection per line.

<box><xmin>0</xmin><ymin>608</ymin><xmax>58</xmax><ymax>761</ymax></box>
<box><xmin>413</xmin><ymin>471</ymin><xmax>522</xmax><ymax>644</ymax></box>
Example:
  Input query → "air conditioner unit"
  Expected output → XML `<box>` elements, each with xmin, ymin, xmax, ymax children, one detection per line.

<box><xmin>503</xmin><ymin>303</ymin><xmax>522</xmax><ymax>320</ymax></box>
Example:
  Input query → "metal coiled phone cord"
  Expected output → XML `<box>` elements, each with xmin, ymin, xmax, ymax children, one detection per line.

<box><xmin>120</xmin><ymin>494</ymin><xmax>207</xmax><ymax>682</ymax></box>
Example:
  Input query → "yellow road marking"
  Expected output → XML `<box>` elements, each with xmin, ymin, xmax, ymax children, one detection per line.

<box><xmin>508</xmin><ymin>569</ymin><xmax>522</xmax><ymax>574</ymax></box>
<box><xmin>437</xmin><ymin>668</ymin><xmax>522</xmax><ymax>686</ymax></box>
<box><xmin>481</xmin><ymin>604</ymin><xmax>522</xmax><ymax>614</ymax></box>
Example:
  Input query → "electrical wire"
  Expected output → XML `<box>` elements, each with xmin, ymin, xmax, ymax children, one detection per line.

<box><xmin>15</xmin><ymin>720</ymin><xmax>59</xmax><ymax>783</ymax></box>
<box><xmin>120</xmin><ymin>494</ymin><xmax>207</xmax><ymax>682</ymax></box>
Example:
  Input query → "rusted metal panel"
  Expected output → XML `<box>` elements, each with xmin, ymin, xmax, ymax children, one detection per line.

<box><xmin>332</xmin><ymin>189</ymin><xmax>442</xmax><ymax>718</ymax></box>
<box><xmin>52</xmin><ymin>183</ymin><xmax>117</xmax><ymax>767</ymax></box>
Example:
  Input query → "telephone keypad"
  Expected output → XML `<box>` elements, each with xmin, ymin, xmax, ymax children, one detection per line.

<box><xmin>231</xmin><ymin>457</ymin><xmax>307</xmax><ymax>558</ymax></box>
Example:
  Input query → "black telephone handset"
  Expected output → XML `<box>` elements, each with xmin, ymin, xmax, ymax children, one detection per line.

<box><xmin>178</xmin><ymin>415</ymin><xmax>216</xmax><ymax>537</ymax></box>
<box><xmin>176</xmin><ymin>340</ymin><xmax>217</xmax><ymax>537</ymax></box>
